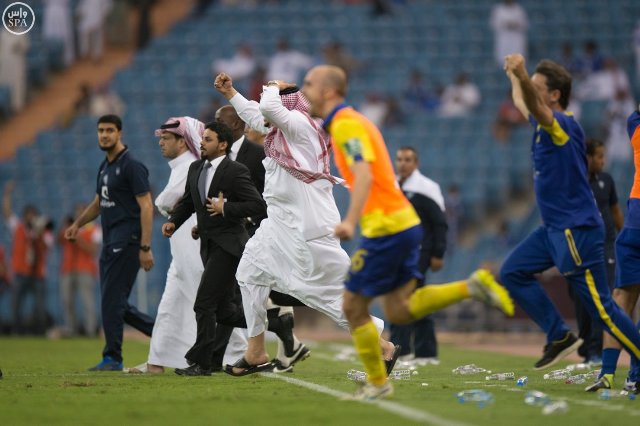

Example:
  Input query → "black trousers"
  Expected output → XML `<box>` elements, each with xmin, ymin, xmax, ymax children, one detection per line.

<box><xmin>100</xmin><ymin>244</ymin><xmax>154</xmax><ymax>363</ymax></box>
<box><xmin>185</xmin><ymin>238</ymin><xmax>246</xmax><ymax>369</ymax></box>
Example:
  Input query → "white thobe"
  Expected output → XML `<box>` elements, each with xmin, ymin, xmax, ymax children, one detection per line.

<box><xmin>490</xmin><ymin>2</ymin><xmax>528</xmax><ymax>65</ymax></box>
<box><xmin>230</xmin><ymin>87</ymin><xmax>384</xmax><ymax>337</ymax></box>
<box><xmin>43</xmin><ymin>0</ymin><xmax>75</xmax><ymax>65</ymax></box>
<box><xmin>0</xmin><ymin>32</ymin><xmax>29</xmax><ymax>112</ymax></box>
<box><xmin>149</xmin><ymin>150</ymin><xmax>247</xmax><ymax>368</ymax></box>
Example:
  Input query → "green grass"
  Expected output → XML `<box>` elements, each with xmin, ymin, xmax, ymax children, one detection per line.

<box><xmin>0</xmin><ymin>337</ymin><xmax>637</xmax><ymax>425</ymax></box>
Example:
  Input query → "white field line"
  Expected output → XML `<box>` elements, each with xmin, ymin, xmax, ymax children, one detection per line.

<box><xmin>261</xmin><ymin>373</ymin><xmax>472</xmax><ymax>426</ymax></box>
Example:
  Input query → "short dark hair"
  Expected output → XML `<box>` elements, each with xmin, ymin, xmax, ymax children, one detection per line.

<box><xmin>398</xmin><ymin>146</ymin><xmax>419</xmax><ymax>162</ymax></box>
<box><xmin>534</xmin><ymin>60</ymin><xmax>572</xmax><ymax>110</ymax></box>
<box><xmin>204</xmin><ymin>121</ymin><xmax>234</xmax><ymax>155</ymax></box>
<box><xmin>585</xmin><ymin>138</ymin><xmax>604</xmax><ymax>156</ymax></box>
<box><xmin>97</xmin><ymin>114</ymin><xmax>122</xmax><ymax>131</ymax></box>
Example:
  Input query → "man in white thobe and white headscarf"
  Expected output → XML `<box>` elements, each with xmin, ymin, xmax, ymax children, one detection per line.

<box><xmin>126</xmin><ymin>116</ymin><xmax>247</xmax><ymax>373</ymax></box>
<box><xmin>214</xmin><ymin>73</ymin><xmax>399</xmax><ymax>377</ymax></box>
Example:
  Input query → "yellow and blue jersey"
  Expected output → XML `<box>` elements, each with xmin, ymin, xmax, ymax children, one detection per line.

<box><xmin>530</xmin><ymin>111</ymin><xmax>602</xmax><ymax>230</ymax></box>
<box><xmin>325</xmin><ymin>104</ymin><xmax>420</xmax><ymax>238</ymax></box>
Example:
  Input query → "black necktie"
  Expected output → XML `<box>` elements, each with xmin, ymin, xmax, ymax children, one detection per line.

<box><xmin>198</xmin><ymin>162</ymin><xmax>211</xmax><ymax>204</ymax></box>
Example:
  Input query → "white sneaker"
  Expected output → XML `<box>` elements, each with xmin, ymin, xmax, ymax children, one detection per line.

<box><xmin>414</xmin><ymin>357</ymin><xmax>440</xmax><ymax>366</ymax></box>
<box><xmin>343</xmin><ymin>381</ymin><xmax>394</xmax><ymax>401</ymax></box>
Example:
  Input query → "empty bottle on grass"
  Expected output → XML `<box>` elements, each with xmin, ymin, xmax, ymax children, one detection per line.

<box><xmin>347</xmin><ymin>369</ymin><xmax>367</xmax><ymax>382</ymax></box>
<box><xmin>542</xmin><ymin>400</ymin><xmax>569</xmax><ymax>415</ymax></box>
<box><xmin>516</xmin><ymin>376</ymin><xmax>528</xmax><ymax>386</ymax></box>
<box><xmin>543</xmin><ymin>368</ymin><xmax>571</xmax><ymax>380</ymax></box>
<box><xmin>456</xmin><ymin>390</ymin><xmax>494</xmax><ymax>407</ymax></box>
<box><xmin>524</xmin><ymin>391</ymin><xmax>551</xmax><ymax>406</ymax></box>
<box><xmin>486</xmin><ymin>372</ymin><xmax>515</xmax><ymax>381</ymax></box>
<box><xmin>565</xmin><ymin>374</ymin><xmax>589</xmax><ymax>384</ymax></box>
<box><xmin>389</xmin><ymin>369</ymin><xmax>411</xmax><ymax>380</ymax></box>
<box><xmin>452</xmin><ymin>364</ymin><xmax>490</xmax><ymax>375</ymax></box>
<box><xmin>599</xmin><ymin>389</ymin><xmax>637</xmax><ymax>401</ymax></box>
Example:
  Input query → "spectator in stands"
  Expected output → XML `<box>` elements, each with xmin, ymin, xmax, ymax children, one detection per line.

<box><xmin>569</xmin><ymin>139</ymin><xmax>623</xmax><ymax>365</ymax></box>
<box><xmin>359</xmin><ymin>92</ymin><xmax>390</xmax><ymax>128</ymax></box>
<box><xmin>266</xmin><ymin>39</ymin><xmax>314</xmax><ymax>84</ymax></box>
<box><xmin>322</xmin><ymin>41</ymin><xmax>359</xmax><ymax>77</ymax></box>
<box><xmin>135</xmin><ymin>0</ymin><xmax>154</xmax><ymax>50</ymax></box>
<box><xmin>576</xmin><ymin>58</ymin><xmax>630</xmax><ymax>102</ymax></box>
<box><xmin>58</xmin><ymin>205</ymin><xmax>101</xmax><ymax>337</ymax></box>
<box><xmin>77</xmin><ymin>0</ymin><xmax>112</xmax><ymax>62</ymax></box>
<box><xmin>3</xmin><ymin>181</ymin><xmax>54</xmax><ymax>335</ymax></box>
<box><xmin>0</xmin><ymin>31</ymin><xmax>29</xmax><ymax>112</ymax></box>
<box><xmin>634</xmin><ymin>20</ymin><xmax>640</xmax><ymax>83</ymax></box>
<box><xmin>106</xmin><ymin>0</ymin><xmax>132</xmax><ymax>47</ymax></box>
<box><xmin>605</xmin><ymin>88</ymin><xmax>636</xmax><ymax>162</ymax></box>
<box><xmin>490</xmin><ymin>0</ymin><xmax>528</xmax><ymax>66</ymax></box>
<box><xmin>438</xmin><ymin>73</ymin><xmax>481</xmax><ymax>117</ymax></box>
<box><xmin>403</xmin><ymin>69</ymin><xmax>441</xmax><ymax>113</ymax></box>
<box><xmin>212</xmin><ymin>43</ymin><xmax>257</xmax><ymax>91</ymax></box>
<box><xmin>43</xmin><ymin>0</ymin><xmax>75</xmax><ymax>66</ymax></box>
<box><xmin>558</xmin><ymin>42</ymin><xmax>583</xmax><ymax>80</ymax></box>
<box><xmin>392</xmin><ymin>146</ymin><xmax>448</xmax><ymax>366</ymax></box>
<box><xmin>492</xmin><ymin>89</ymin><xmax>527</xmax><ymax>142</ymax></box>
<box><xmin>89</xmin><ymin>84</ymin><xmax>125</xmax><ymax>118</ymax></box>
<box><xmin>579</xmin><ymin>40</ymin><xmax>606</xmax><ymax>75</ymax></box>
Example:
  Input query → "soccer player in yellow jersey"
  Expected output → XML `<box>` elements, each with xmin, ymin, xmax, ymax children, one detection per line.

<box><xmin>302</xmin><ymin>65</ymin><xmax>515</xmax><ymax>400</ymax></box>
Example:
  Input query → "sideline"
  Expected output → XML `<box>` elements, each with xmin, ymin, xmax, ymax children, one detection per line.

<box><xmin>261</xmin><ymin>372</ymin><xmax>472</xmax><ymax>426</ymax></box>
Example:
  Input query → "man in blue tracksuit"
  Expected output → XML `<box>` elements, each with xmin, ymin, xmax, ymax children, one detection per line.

<box><xmin>66</xmin><ymin>114</ymin><xmax>155</xmax><ymax>371</ymax></box>
<box><xmin>500</xmin><ymin>54</ymin><xmax>640</xmax><ymax>372</ymax></box>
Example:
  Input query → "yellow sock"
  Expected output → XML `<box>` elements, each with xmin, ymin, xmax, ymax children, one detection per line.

<box><xmin>408</xmin><ymin>281</ymin><xmax>470</xmax><ymax>319</ymax></box>
<box><xmin>352</xmin><ymin>321</ymin><xmax>387</xmax><ymax>386</ymax></box>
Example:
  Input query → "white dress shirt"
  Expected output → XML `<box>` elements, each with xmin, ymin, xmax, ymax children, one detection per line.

<box><xmin>229</xmin><ymin>136</ymin><xmax>244</xmax><ymax>161</ymax></box>
<box><xmin>204</xmin><ymin>155</ymin><xmax>226</xmax><ymax>198</ymax></box>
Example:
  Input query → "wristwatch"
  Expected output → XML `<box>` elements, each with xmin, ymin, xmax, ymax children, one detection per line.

<box><xmin>140</xmin><ymin>245</ymin><xmax>151</xmax><ymax>252</ymax></box>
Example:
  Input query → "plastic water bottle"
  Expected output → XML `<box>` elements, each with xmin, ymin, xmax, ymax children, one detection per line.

<box><xmin>587</xmin><ymin>369</ymin><xmax>601</xmax><ymax>379</ymax></box>
<box><xmin>456</xmin><ymin>389</ymin><xmax>495</xmax><ymax>407</ymax></box>
<box><xmin>524</xmin><ymin>390</ymin><xmax>551</xmax><ymax>406</ymax></box>
<box><xmin>452</xmin><ymin>364</ymin><xmax>490</xmax><ymax>375</ymax></box>
<box><xmin>543</xmin><ymin>368</ymin><xmax>571</xmax><ymax>380</ymax></box>
<box><xmin>599</xmin><ymin>389</ymin><xmax>637</xmax><ymax>401</ymax></box>
<box><xmin>485</xmin><ymin>372</ymin><xmax>515</xmax><ymax>381</ymax></box>
<box><xmin>389</xmin><ymin>369</ymin><xmax>411</xmax><ymax>380</ymax></box>
<box><xmin>542</xmin><ymin>400</ymin><xmax>569</xmax><ymax>415</ymax></box>
<box><xmin>347</xmin><ymin>369</ymin><xmax>367</xmax><ymax>382</ymax></box>
<box><xmin>565</xmin><ymin>374</ymin><xmax>589</xmax><ymax>384</ymax></box>
<box><xmin>516</xmin><ymin>376</ymin><xmax>528</xmax><ymax>386</ymax></box>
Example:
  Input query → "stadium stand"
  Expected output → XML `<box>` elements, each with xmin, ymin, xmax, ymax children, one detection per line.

<box><xmin>1</xmin><ymin>0</ymin><xmax>638</xmax><ymax>326</ymax></box>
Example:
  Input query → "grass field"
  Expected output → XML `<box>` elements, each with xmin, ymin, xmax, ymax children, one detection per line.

<box><xmin>0</xmin><ymin>337</ymin><xmax>637</xmax><ymax>426</ymax></box>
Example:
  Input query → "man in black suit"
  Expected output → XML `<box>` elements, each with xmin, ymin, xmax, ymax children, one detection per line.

<box><xmin>161</xmin><ymin>122</ymin><xmax>271</xmax><ymax>376</ymax></box>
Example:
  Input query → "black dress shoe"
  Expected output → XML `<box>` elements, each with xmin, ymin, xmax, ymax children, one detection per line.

<box><xmin>175</xmin><ymin>364</ymin><xmax>212</xmax><ymax>376</ymax></box>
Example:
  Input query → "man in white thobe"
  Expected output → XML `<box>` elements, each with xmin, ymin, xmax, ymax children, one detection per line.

<box><xmin>214</xmin><ymin>73</ymin><xmax>398</xmax><ymax>376</ymax></box>
<box><xmin>490</xmin><ymin>0</ymin><xmax>528</xmax><ymax>66</ymax></box>
<box><xmin>127</xmin><ymin>116</ymin><xmax>247</xmax><ymax>373</ymax></box>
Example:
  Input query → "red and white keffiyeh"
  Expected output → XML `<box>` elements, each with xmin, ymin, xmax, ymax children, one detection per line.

<box><xmin>155</xmin><ymin>116</ymin><xmax>204</xmax><ymax>159</ymax></box>
<box><xmin>263</xmin><ymin>91</ymin><xmax>338</xmax><ymax>184</ymax></box>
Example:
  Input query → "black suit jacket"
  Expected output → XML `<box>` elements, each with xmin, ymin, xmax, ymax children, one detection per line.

<box><xmin>235</xmin><ymin>137</ymin><xmax>266</xmax><ymax>195</ymax></box>
<box><xmin>235</xmin><ymin>138</ymin><xmax>267</xmax><ymax>233</ymax></box>
<box><xmin>170</xmin><ymin>156</ymin><xmax>266</xmax><ymax>257</ymax></box>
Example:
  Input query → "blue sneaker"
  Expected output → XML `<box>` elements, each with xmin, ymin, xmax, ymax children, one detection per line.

<box><xmin>89</xmin><ymin>356</ymin><xmax>123</xmax><ymax>371</ymax></box>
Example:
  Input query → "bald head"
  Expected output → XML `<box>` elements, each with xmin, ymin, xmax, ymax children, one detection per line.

<box><xmin>302</xmin><ymin>65</ymin><xmax>348</xmax><ymax>119</ymax></box>
<box><xmin>215</xmin><ymin>105</ymin><xmax>244</xmax><ymax>140</ymax></box>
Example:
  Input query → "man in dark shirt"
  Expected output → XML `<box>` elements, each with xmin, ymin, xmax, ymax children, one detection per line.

<box><xmin>392</xmin><ymin>147</ymin><xmax>448</xmax><ymax>365</ymax></box>
<box><xmin>66</xmin><ymin>114</ymin><xmax>155</xmax><ymax>371</ymax></box>
<box><xmin>570</xmin><ymin>139</ymin><xmax>624</xmax><ymax>364</ymax></box>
